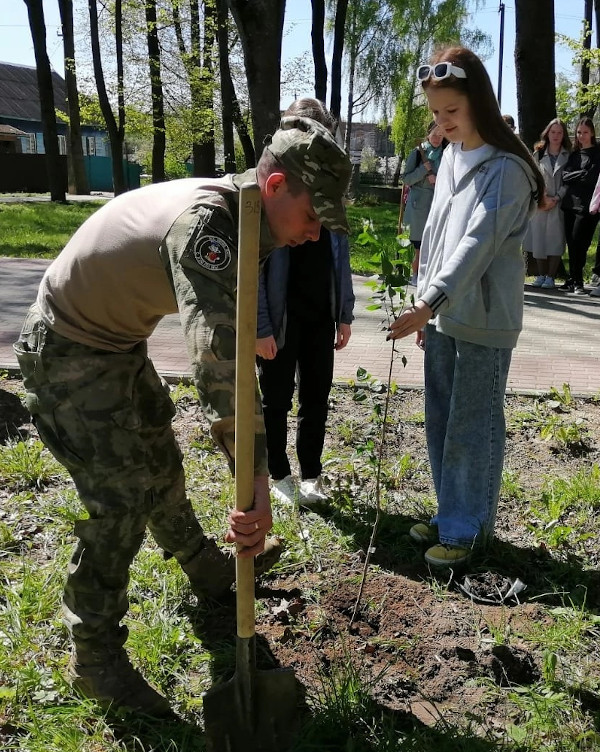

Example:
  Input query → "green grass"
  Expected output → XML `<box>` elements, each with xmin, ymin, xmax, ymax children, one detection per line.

<box><xmin>0</xmin><ymin>201</ymin><xmax>106</xmax><ymax>258</ymax></box>
<box><xmin>0</xmin><ymin>197</ymin><xmax>402</xmax><ymax>274</ymax></box>
<box><xmin>346</xmin><ymin>200</ymin><xmax>401</xmax><ymax>275</ymax></box>
<box><xmin>1</xmin><ymin>196</ymin><xmax>599</xmax><ymax>284</ymax></box>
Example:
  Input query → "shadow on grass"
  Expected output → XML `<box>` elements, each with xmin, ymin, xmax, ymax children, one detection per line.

<box><xmin>105</xmin><ymin>712</ymin><xmax>205</xmax><ymax>751</ymax></box>
<box><xmin>308</xmin><ymin>494</ymin><xmax>600</xmax><ymax>610</ymax></box>
<box><xmin>0</xmin><ymin>387</ymin><xmax>31</xmax><ymax>443</ymax></box>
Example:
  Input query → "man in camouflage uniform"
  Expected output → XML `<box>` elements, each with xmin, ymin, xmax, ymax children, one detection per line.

<box><xmin>14</xmin><ymin>115</ymin><xmax>351</xmax><ymax>715</ymax></box>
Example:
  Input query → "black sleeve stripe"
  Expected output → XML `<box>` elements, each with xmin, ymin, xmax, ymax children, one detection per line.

<box><xmin>428</xmin><ymin>291</ymin><xmax>448</xmax><ymax>314</ymax></box>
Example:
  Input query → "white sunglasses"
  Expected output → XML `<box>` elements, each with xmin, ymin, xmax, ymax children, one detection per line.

<box><xmin>417</xmin><ymin>63</ymin><xmax>467</xmax><ymax>81</ymax></box>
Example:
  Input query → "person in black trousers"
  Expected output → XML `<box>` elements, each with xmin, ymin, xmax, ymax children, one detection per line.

<box><xmin>559</xmin><ymin>117</ymin><xmax>600</xmax><ymax>295</ymax></box>
<box><xmin>256</xmin><ymin>98</ymin><xmax>355</xmax><ymax>506</ymax></box>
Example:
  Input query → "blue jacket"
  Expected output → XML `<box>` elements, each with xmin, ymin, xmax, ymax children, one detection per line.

<box><xmin>257</xmin><ymin>232</ymin><xmax>355</xmax><ymax>348</ymax></box>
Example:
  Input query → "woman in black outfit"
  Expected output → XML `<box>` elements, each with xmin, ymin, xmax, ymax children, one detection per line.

<box><xmin>560</xmin><ymin>117</ymin><xmax>600</xmax><ymax>294</ymax></box>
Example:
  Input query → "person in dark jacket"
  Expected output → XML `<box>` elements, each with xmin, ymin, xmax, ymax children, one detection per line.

<box><xmin>559</xmin><ymin>117</ymin><xmax>600</xmax><ymax>294</ymax></box>
<box><xmin>256</xmin><ymin>98</ymin><xmax>355</xmax><ymax>506</ymax></box>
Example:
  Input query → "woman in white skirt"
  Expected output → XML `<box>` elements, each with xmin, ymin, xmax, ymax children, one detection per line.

<box><xmin>525</xmin><ymin>119</ymin><xmax>571</xmax><ymax>289</ymax></box>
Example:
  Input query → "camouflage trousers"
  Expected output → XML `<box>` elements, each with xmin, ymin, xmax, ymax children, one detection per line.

<box><xmin>14</xmin><ymin>305</ymin><xmax>207</xmax><ymax>652</ymax></box>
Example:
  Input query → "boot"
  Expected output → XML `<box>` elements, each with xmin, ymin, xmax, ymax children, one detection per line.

<box><xmin>182</xmin><ymin>536</ymin><xmax>282</xmax><ymax>599</ymax></box>
<box><xmin>68</xmin><ymin>647</ymin><xmax>173</xmax><ymax>716</ymax></box>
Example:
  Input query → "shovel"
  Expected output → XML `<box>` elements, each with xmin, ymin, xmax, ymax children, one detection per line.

<box><xmin>203</xmin><ymin>182</ymin><xmax>299</xmax><ymax>752</ymax></box>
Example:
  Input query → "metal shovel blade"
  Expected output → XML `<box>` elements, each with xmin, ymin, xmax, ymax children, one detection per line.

<box><xmin>203</xmin><ymin>635</ymin><xmax>299</xmax><ymax>752</ymax></box>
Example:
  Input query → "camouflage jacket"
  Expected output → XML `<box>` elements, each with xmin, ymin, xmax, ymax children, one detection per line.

<box><xmin>160</xmin><ymin>170</ymin><xmax>275</xmax><ymax>476</ymax></box>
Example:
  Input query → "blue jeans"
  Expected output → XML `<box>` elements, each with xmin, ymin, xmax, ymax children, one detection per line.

<box><xmin>424</xmin><ymin>326</ymin><xmax>512</xmax><ymax>548</ymax></box>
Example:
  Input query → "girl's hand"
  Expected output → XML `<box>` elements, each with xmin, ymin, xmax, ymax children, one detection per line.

<box><xmin>426</xmin><ymin>174</ymin><xmax>436</xmax><ymax>186</ymax></box>
<box><xmin>540</xmin><ymin>195</ymin><xmax>557</xmax><ymax>212</ymax></box>
<box><xmin>225</xmin><ymin>475</ymin><xmax>273</xmax><ymax>557</ymax></box>
<box><xmin>387</xmin><ymin>301</ymin><xmax>432</xmax><ymax>341</ymax></box>
<box><xmin>335</xmin><ymin>323</ymin><xmax>352</xmax><ymax>350</ymax></box>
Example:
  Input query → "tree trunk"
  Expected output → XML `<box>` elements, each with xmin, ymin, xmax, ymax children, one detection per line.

<box><xmin>226</xmin><ymin>0</ymin><xmax>285</xmax><ymax>154</ymax></box>
<box><xmin>23</xmin><ymin>0</ymin><xmax>65</xmax><ymax>202</ymax></box>
<box><xmin>58</xmin><ymin>0</ymin><xmax>89</xmax><ymax>195</ymax></box>
<box><xmin>311</xmin><ymin>0</ymin><xmax>327</xmax><ymax>102</ymax></box>
<box><xmin>216</xmin><ymin>0</ymin><xmax>238</xmax><ymax>171</ymax></box>
<box><xmin>173</xmin><ymin>0</ymin><xmax>216</xmax><ymax>177</ymax></box>
<box><xmin>145</xmin><ymin>0</ymin><xmax>166</xmax><ymax>182</ymax></box>
<box><xmin>344</xmin><ymin>42</ymin><xmax>356</xmax><ymax>153</ymax></box>
<box><xmin>88</xmin><ymin>0</ymin><xmax>126</xmax><ymax>194</ymax></box>
<box><xmin>514</xmin><ymin>0</ymin><xmax>555</xmax><ymax>150</ymax></box>
<box><xmin>582</xmin><ymin>0</ymin><xmax>596</xmax><ymax>118</ymax></box>
<box><xmin>329</xmin><ymin>0</ymin><xmax>348</xmax><ymax>120</ymax></box>
<box><xmin>194</xmin><ymin>0</ymin><xmax>216</xmax><ymax>177</ymax></box>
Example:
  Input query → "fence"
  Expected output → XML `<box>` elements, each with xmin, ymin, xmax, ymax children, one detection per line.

<box><xmin>0</xmin><ymin>153</ymin><xmax>141</xmax><ymax>194</ymax></box>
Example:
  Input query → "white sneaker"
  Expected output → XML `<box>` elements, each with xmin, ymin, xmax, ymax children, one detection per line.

<box><xmin>590</xmin><ymin>285</ymin><xmax>600</xmax><ymax>297</ymax></box>
<box><xmin>541</xmin><ymin>276</ymin><xmax>555</xmax><ymax>289</ymax></box>
<box><xmin>591</xmin><ymin>273</ymin><xmax>600</xmax><ymax>286</ymax></box>
<box><xmin>271</xmin><ymin>475</ymin><xmax>301</xmax><ymax>505</ymax></box>
<box><xmin>531</xmin><ymin>275</ymin><xmax>545</xmax><ymax>287</ymax></box>
<box><xmin>299</xmin><ymin>476</ymin><xmax>328</xmax><ymax>505</ymax></box>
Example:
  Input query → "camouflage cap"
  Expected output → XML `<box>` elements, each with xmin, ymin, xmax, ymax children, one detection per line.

<box><xmin>266</xmin><ymin>115</ymin><xmax>352</xmax><ymax>234</ymax></box>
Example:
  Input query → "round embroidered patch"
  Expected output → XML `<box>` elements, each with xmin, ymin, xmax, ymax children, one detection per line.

<box><xmin>194</xmin><ymin>235</ymin><xmax>232</xmax><ymax>271</ymax></box>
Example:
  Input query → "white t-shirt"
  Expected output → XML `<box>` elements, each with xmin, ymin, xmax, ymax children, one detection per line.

<box><xmin>453</xmin><ymin>143</ymin><xmax>492</xmax><ymax>185</ymax></box>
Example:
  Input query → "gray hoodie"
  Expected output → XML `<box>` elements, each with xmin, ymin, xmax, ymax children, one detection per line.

<box><xmin>417</xmin><ymin>142</ymin><xmax>538</xmax><ymax>349</ymax></box>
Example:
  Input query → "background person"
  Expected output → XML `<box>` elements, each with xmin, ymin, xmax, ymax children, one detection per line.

<box><xmin>502</xmin><ymin>114</ymin><xmax>516</xmax><ymax>131</ymax></box>
<box><xmin>559</xmin><ymin>117</ymin><xmax>600</xmax><ymax>295</ymax></box>
<box><xmin>13</xmin><ymin>117</ymin><xmax>351</xmax><ymax>715</ymax></box>
<box><xmin>256</xmin><ymin>98</ymin><xmax>355</xmax><ymax>505</ymax></box>
<box><xmin>402</xmin><ymin>123</ymin><xmax>446</xmax><ymax>286</ymax></box>
<box><xmin>586</xmin><ymin>170</ymin><xmax>600</xmax><ymax>297</ymax></box>
<box><xmin>524</xmin><ymin>119</ymin><xmax>571</xmax><ymax>289</ymax></box>
<box><xmin>387</xmin><ymin>46</ymin><xmax>544</xmax><ymax>569</ymax></box>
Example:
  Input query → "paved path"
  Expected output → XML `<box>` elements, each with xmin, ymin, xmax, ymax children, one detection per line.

<box><xmin>1</xmin><ymin>256</ymin><xmax>599</xmax><ymax>395</ymax></box>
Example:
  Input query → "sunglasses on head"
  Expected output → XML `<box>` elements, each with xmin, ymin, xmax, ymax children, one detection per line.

<box><xmin>417</xmin><ymin>63</ymin><xmax>467</xmax><ymax>81</ymax></box>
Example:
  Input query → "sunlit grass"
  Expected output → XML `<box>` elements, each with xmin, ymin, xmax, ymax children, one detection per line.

<box><xmin>0</xmin><ymin>201</ymin><xmax>105</xmax><ymax>258</ymax></box>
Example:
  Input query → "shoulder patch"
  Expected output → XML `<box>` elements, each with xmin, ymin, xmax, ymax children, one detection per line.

<box><xmin>194</xmin><ymin>235</ymin><xmax>232</xmax><ymax>271</ymax></box>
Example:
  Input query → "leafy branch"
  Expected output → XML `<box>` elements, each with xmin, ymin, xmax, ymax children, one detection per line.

<box><xmin>349</xmin><ymin>220</ymin><xmax>414</xmax><ymax>627</ymax></box>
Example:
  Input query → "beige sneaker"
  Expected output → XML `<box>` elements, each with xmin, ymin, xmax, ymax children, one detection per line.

<box><xmin>183</xmin><ymin>536</ymin><xmax>282</xmax><ymax>598</ymax></box>
<box><xmin>409</xmin><ymin>522</ymin><xmax>439</xmax><ymax>543</ymax></box>
<box><xmin>424</xmin><ymin>543</ymin><xmax>471</xmax><ymax>568</ymax></box>
<box><xmin>68</xmin><ymin>649</ymin><xmax>172</xmax><ymax>716</ymax></box>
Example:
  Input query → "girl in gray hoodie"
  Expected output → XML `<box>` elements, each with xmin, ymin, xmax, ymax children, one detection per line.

<box><xmin>388</xmin><ymin>46</ymin><xmax>545</xmax><ymax>568</ymax></box>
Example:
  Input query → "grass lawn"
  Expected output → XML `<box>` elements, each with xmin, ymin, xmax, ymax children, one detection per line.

<box><xmin>346</xmin><ymin>200</ymin><xmax>403</xmax><ymax>275</ymax></box>
<box><xmin>0</xmin><ymin>196</ymin><xmax>598</xmax><ymax>280</ymax></box>
<box><xmin>0</xmin><ymin>197</ymin><xmax>403</xmax><ymax>273</ymax></box>
<box><xmin>0</xmin><ymin>201</ymin><xmax>106</xmax><ymax>258</ymax></box>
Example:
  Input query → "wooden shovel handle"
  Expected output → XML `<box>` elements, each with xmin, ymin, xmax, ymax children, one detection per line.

<box><xmin>235</xmin><ymin>182</ymin><xmax>261</xmax><ymax>639</ymax></box>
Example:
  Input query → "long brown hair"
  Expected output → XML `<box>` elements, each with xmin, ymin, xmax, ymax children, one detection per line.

<box><xmin>422</xmin><ymin>46</ymin><xmax>545</xmax><ymax>206</ymax></box>
<box><xmin>533</xmin><ymin>118</ymin><xmax>572</xmax><ymax>157</ymax></box>
<box><xmin>573</xmin><ymin>117</ymin><xmax>596</xmax><ymax>150</ymax></box>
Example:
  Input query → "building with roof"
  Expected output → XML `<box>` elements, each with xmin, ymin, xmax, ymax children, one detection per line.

<box><xmin>0</xmin><ymin>61</ymin><xmax>140</xmax><ymax>192</ymax></box>
<box><xmin>0</xmin><ymin>61</ymin><xmax>107</xmax><ymax>158</ymax></box>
